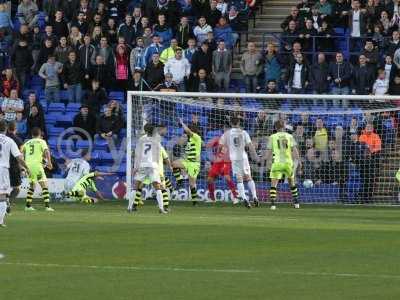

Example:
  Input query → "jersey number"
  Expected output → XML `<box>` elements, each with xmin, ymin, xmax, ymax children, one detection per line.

<box><xmin>29</xmin><ymin>144</ymin><xmax>34</xmax><ymax>155</ymax></box>
<box><xmin>144</xmin><ymin>144</ymin><xmax>152</xmax><ymax>155</ymax></box>
<box><xmin>233</xmin><ymin>136</ymin><xmax>240</xmax><ymax>147</ymax></box>
<box><xmin>277</xmin><ymin>138</ymin><xmax>289</xmax><ymax>150</ymax></box>
<box><xmin>72</xmin><ymin>163</ymin><xmax>80</xmax><ymax>173</ymax></box>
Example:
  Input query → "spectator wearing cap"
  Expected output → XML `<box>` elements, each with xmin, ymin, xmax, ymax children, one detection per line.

<box><xmin>91</xmin><ymin>37</ymin><xmax>116</xmax><ymax>69</ymax></box>
<box><xmin>118</xmin><ymin>14</ymin><xmax>136</xmax><ymax>46</ymax></box>
<box><xmin>214</xmin><ymin>17</ymin><xmax>237</xmax><ymax>49</ymax></box>
<box><xmin>176</xmin><ymin>16</ymin><xmax>194</xmax><ymax>48</ymax></box>
<box><xmin>11</xmin><ymin>39</ymin><xmax>33</xmax><ymax>89</ymax></box>
<box><xmin>212</xmin><ymin>40</ymin><xmax>232</xmax><ymax>92</ymax></box>
<box><xmin>143</xmin><ymin>35</ymin><xmax>165</xmax><ymax>67</ymax></box>
<box><xmin>62</xmin><ymin>51</ymin><xmax>83</xmax><ymax>103</ymax></box>
<box><xmin>84</xmin><ymin>79</ymin><xmax>108</xmax><ymax>115</ymax></box>
<box><xmin>351</xmin><ymin>55</ymin><xmax>375</xmax><ymax>95</ymax></box>
<box><xmin>38</xmin><ymin>54</ymin><xmax>63</xmax><ymax>104</ymax></box>
<box><xmin>2</xmin><ymin>89</ymin><xmax>23</xmax><ymax>122</ymax></box>
<box><xmin>160</xmin><ymin>38</ymin><xmax>179</xmax><ymax>64</ymax></box>
<box><xmin>154</xmin><ymin>14</ymin><xmax>173</xmax><ymax>46</ymax></box>
<box><xmin>17</xmin><ymin>0</ymin><xmax>38</xmax><ymax>29</ymax></box>
<box><xmin>130</xmin><ymin>37</ymin><xmax>146</xmax><ymax>73</ymax></box>
<box><xmin>194</xmin><ymin>16</ymin><xmax>213</xmax><ymax>46</ymax></box>
<box><xmin>191</xmin><ymin>42</ymin><xmax>213</xmax><ymax>76</ymax></box>
<box><xmin>51</xmin><ymin>10</ymin><xmax>69</xmax><ymax>39</ymax></box>
<box><xmin>73</xmin><ymin>105</ymin><xmax>97</xmax><ymax>139</ymax></box>
<box><xmin>360</xmin><ymin>40</ymin><xmax>379</xmax><ymax>70</ymax></box>
<box><xmin>240</xmin><ymin>41</ymin><xmax>263</xmax><ymax>93</ymax></box>
<box><xmin>145</xmin><ymin>53</ymin><xmax>165</xmax><ymax>89</ymax></box>
<box><xmin>164</xmin><ymin>47</ymin><xmax>191</xmax><ymax>91</ymax></box>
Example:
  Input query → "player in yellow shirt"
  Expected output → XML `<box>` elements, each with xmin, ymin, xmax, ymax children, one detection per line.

<box><xmin>22</xmin><ymin>127</ymin><xmax>54</xmax><ymax>211</ymax></box>
<box><xmin>265</xmin><ymin>120</ymin><xmax>301</xmax><ymax>210</ymax></box>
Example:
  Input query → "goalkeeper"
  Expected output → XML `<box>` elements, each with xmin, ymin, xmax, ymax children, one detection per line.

<box><xmin>64</xmin><ymin>171</ymin><xmax>113</xmax><ymax>203</ymax></box>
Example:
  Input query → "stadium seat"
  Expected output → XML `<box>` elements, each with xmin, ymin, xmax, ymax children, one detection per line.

<box><xmin>66</xmin><ymin>103</ymin><xmax>81</xmax><ymax>113</ymax></box>
<box><xmin>76</xmin><ymin>140</ymin><xmax>92</xmax><ymax>149</ymax></box>
<box><xmin>55</xmin><ymin>115</ymin><xmax>73</xmax><ymax>128</ymax></box>
<box><xmin>48</xmin><ymin>103</ymin><xmax>65</xmax><ymax>113</ymax></box>
<box><xmin>48</xmin><ymin>127</ymin><xmax>64</xmax><ymax>137</ymax></box>
<box><xmin>109</xmin><ymin>91</ymin><xmax>124</xmax><ymax>101</ymax></box>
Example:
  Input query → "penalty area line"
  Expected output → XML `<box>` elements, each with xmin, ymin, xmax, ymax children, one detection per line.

<box><xmin>0</xmin><ymin>261</ymin><xmax>259</xmax><ymax>274</ymax></box>
<box><xmin>278</xmin><ymin>271</ymin><xmax>400</xmax><ymax>280</ymax></box>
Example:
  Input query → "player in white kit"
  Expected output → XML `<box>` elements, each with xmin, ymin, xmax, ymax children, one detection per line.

<box><xmin>0</xmin><ymin>120</ymin><xmax>29</xmax><ymax>227</ymax></box>
<box><xmin>64</xmin><ymin>149</ymin><xmax>91</xmax><ymax>192</ymax></box>
<box><xmin>128</xmin><ymin>123</ymin><xmax>167</xmax><ymax>214</ymax></box>
<box><xmin>219</xmin><ymin>116</ymin><xmax>260</xmax><ymax>208</ymax></box>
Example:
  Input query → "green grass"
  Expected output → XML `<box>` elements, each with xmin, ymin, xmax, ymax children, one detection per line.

<box><xmin>1</xmin><ymin>201</ymin><xmax>400</xmax><ymax>300</ymax></box>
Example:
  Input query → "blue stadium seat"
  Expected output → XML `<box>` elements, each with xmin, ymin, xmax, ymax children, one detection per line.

<box><xmin>46</xmin><ymin>113</ymin><xmax>64</xmax><ymax>125</ymax></box>
<box><xmin>76</xmin><ymin>140</ymin><xmax>92</xmax><ymax>149</ymax></box>
<box><xmin>66</xmin><ymin>103</ymin><xmax>81</xmax><ymax>113</ymax></box>
<box><xmin>48</xmin><ymin>103</ymin><xmax>65</xmax><ymax>113</ymax></box>
<box><xmin>48</xmin><ymin>127</ymin><xmax>64</xmax><ymax>137</ymax></box>
<box><xmin>109</xmin><ymin>91</ymin><xmax>124</xmax><ymax>101</ymax></box>
<box><xmin>55</xmin><ymin>115</ymin><xmax>73</xmax><ymax>128</ymax></box>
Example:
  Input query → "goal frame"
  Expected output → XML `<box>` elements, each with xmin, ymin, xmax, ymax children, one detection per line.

<box><xmin>126</xmin><ymin>91</ymin><xmax>400</xmax><ymax>201</ymax></box>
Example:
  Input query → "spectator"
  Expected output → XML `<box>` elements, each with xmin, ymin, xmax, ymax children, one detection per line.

<box><xmin>299</xmin><ymin>113</ymin><xmax>313</xmax><ymax>135</ymax></box>
<box><xmin>115</xmin><ymin>44</ymin><xmax>129</xmax><ymax>91</ymax></box>
<box><xmin>27</xmin><ymin>105</ymin><xmax>47</xmax><ymax>138</ymax></box>
<box><xmin>176</xmin><ymin>16</ymin><xmax>193</xmax><ymax>48</ymax></box>
<box><xmin>191</xmin><ymin>41</ymin><xmax>213</xmax><ymax>76</ymax></box>
<box><xmin>40</xmin><ymin>25</ymin><xmax>58</xmax><ymax>47</ymax></box>
<box><xmin>351</xmin><ymin>55</ymin><xmax>376</xmax><ymax>95</ymax></box>
<box><xmin>314</xmin><ymin>0</ymin><xmax>332</xmax><ymax>20</ymax></box>
<box><xmin>313</xmin><ymin>118</ymin><xmax>329</xmax><ymax>161</ymax></box>
<box><xmin>360</xmin><ymin>40</ymin><xmax>379</xmax><ymax>70</ymax></box>
<box><xmin>212</xmin><ymin>40</ymin><xmax>232</xmax><ymax>92</ymax></box>
<box><xmin>0</xmin><ymin>3</ymin><xmax>13</xmax><ymax>42</ymax></box>
<box><xmin>83</xmin><ymin>79</ymin><xmax>108</xmax><ymax>115</ymax></box>
<box><xmin>1</xmin><ymin>69</ymin><xmax>20</xmax><ymax>97</ymax></box>
<box><xmin>310</xmin><ymin>52</ymin><xmax>329</xmax><ymax>95</ymax></box>
<box><xmin>96</xmin><ymin>106</ymin><xmax>123</xmax><ymax>145</ymax></box>
<box><xmin>130</xmin><ymin>37</ymin><xmax>146</xmax><ymax>73</ymax></box>
<box><xmin>287</xmin><ymin>53</ymin><xmax>309</xmax><ymax>94</ymax></box>
<box><xmin>264</xmin><ymin>43</ymin><xmax>282</xmax><ymax>84</ymax></box>
<box><xmin>188</xmin><ymin>68</ymin><xmax>215</xmax><ymax>92</ymax></box>
<box><xmin>2</xmin><ymin>89</ymin><xmax>23</xmax><ymax>122</ymax></box>
<box><xmin>192</xmin><ymin>0</ymin><xmax>211</xmax><ymax>18</ymax></box>
<box><xmin>55</xmin><ymin>36</ymin><xmax>74</xmax><ymax>65</ymax></box>
<box><xmin>349</xmin><ymin>0</ymin><xmax>367</xmax><ymax>51</ymax></box>
<box><xmin>91</xmin><ymin>25</ymin><xmax>104</xmax><ymax>46</ymax></box>
<box><xmin>141</xmin><ymin>27</ymin><xmax>153</xmax><ymax>47</ymax></box>
<box><xmin>213</xmin><ymin>17</ymin><xmax>237</xmax><ymax>49</ymax></box>
<box><xmin>105</xmin><ymin>18</ymin><xmax>118</xmax><ymax>46</ymax></box>
<box><xmin>389</xmin><ymin>73</ymin><xmax>400</xmax><ymax>95</ymax></box>
<box><xmin>91</xmin><ymin>37</ymin><xmax>115</xmax><ymax>69</ymax></box>
<box><xmin>160</xmin><ymin>38</ymin><xmax>179</xmax><ymax>64</ymax></box>
<box><xmin>240</xmin><ymin>41</ymin><xmax>263</xmax><ymax>93</ymax></box>
<box><xmin>154</xmin><ymin>72</ymin><xmax>178</xmax><ymax>91</ymax></box>
<box><xmin>385</xmin><ymin>30</ymin><xmax>400</xmax><ymax>57</ymax></box>
<box><xmin>23</xmin><ymin>91</ymin><xmax>44</xmax><ymax>118</ymax></box>
<box><xmin>153</xmin><ymin>14</ymin><xmax>173</xmax><ymax>46</ymax></box>
<box><xmin>35</xmin><ymin>38</ymin><xmax>55</xmax><ymax>73</ymax></box>
<box><xmin>31</xmin><ymin>26</ymin><xmax>42</xmax><ymax>68</ymax></box>
<box><xmin>62</xmin><ymin>51</ymin><xmax>83</xmax><ymax>103</ymax></box>
<box><xmin>205</xmin><ymin>31</ymin><xmax>217</xmax><ymax>52</ymax></box>
<box><xmin>69</xmin><ymin>26</ymin><xmax>83</xmax><ymax>49</ymax></box>
<box><xmin>73</xmin><ymin>105</ymin><xmax>97</xmax><ymax>139</ymax></box>
<box><xmin>10</xmin><ymin>39</ymin><xmax>32</xmax><ymax>90</ymax></box>
<box><xmin>209</xmin><ymin>0</ymin><xmax>222</xmax><ymax>27</ymax></box>
<box><xmin>282</xmin><ymin>21</ymin><xmax>299</xmax><ymax>52</ymax></box>
<box><xmin>88</xmin><ymin>13</ymin><xmax>104</xmax><ymax>36</ymax></box>
<box><xmin>164</xmin><ymin>47</ymin><xmax>191</xmax><ymax>91</ymax></box>
<box><xmin>16</xmin><ymin>24</ymin><xmax>33</xmax><ymax>45</ymax></box>
<box><xmin>143</xmin><ymin>35</ymin><xmax>164</xmax><ymax>67</ymax></box>
<box><xmin>144</xmin><ymin>53</ymin><xmax>165</xmax><ymax>89</ymax></box>
<box><xmin>118</xmin><ymin>14</ymin><xmax>136</xmax><ymax>46</ymax></box>
<box><xmin>332</xmin><ymin>0</ymin><xmax>350</xmax><ymax>29</ymax></box>
<box><xmin>328</xmin><ymin>52</ymin><xmax>352</xmax><ymax>106</ymax></box>
<box><xmin>193</xmin><ymin>16</ymin><xmax>213</xmax><ymax>46</ymax></box>
<box><xmin>51</xmin><ymin>10</ymin><xmax>69</xmax><ymax>39</ymax></box>
<box><xmin>303</xmin><ymin>137</ymin><xmax>322</xmax><ymax>183</ymax></box>
<box><xmin>372</xmin><ymin>24</ymin><xmax>384</xmax><ymax>50</ymax></box>
<box><xmin>17</xmin><ymin>0</ymin><xmax>38</xmax><ymax>29</ymax></box>
<box><xmin>281</xmin><ymin>6</ymin><xmax>300</xmax><ymax>31</ymax></box>
<box><xmin>89</xmin><ymin>55</ymin><xmax>113</xmax><ymax>89</ymax></box>
<box><xmin>293</xmin><ymin>123</ymin><xmax>306</xmax><ymax>156</ymax></box>
<box><xmin>16</xmin><ymin>113</ymin><xmax>27</xmax><ymax>139</ymax></box>
<box><xmin>184</xmin><ymin>38</ymin><xmax>197</xmax><ymax>63</ymax></box>
<box><xmin>299</xmin><ymin>19</ymin><xmax>317</xmax><ymax>51</ymax></box>
<box><xmin>382</xmin><ymin>55</ymin><xmax>398</xmax><ymax>83</ymax></box>
<box><xmin>372</xmin><ymin>69</ymin><xmax>389</xmax><ymax>96</ymax></box>
<box><xmin>130</xmin><ymin>71</ymin><xmax>148</xmax><ymax>91</ymax></box>
<box><xmin>38</xmin><ymin>54</ymin><xmax>63</xmax><ymax>104</ymax></box>
<box><xmin>317</xmin><ymin>20</ymin><xmax>335</xmax><ymax>51</ymax></box>
<box><xmin>347</xmin><ymin>117</ymin><xmax>361</xmax><ymax>136</ymax></box>
<box><xmin>71</xmin><ymin>11</ymin><xmax>88</xmax><ymax>35</ymax></box>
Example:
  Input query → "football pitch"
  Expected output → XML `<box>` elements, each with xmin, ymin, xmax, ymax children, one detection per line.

<box><xmin>1</xmin><ymin>201</ymin><xmax>400</xmax><ymax>300</ymax></box>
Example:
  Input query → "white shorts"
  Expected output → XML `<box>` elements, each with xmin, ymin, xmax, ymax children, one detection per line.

<box><xmin>0</xmin><ymin>167</ymin><xmax>11</xmax><ymax>195</ymax></box>
<box><xmin>134</xmin><ymin>167</ymin><xmax>161</xmax><ymax>184</ymax></box>
<box><xmin>231</xmin><ymin>159</ymin><xmax>251</xmax><ymax>178</ymax></box>
<box><xmin>64</xmin><ymin>178</ymin><xmax>77</xmax><ymax>192</ymax></box>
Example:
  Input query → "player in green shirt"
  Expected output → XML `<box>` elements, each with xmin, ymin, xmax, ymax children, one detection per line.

<box><xmin>22</xmin><ymin>127</ymin><xmax>54</xmax><ymax>212</ymax></box>
<box><xmin>64</xmin><ymin>171</ymin><xmax>112</xmax><ymax>203</ymax></box>
<box><xmin>172</xmin><ymin>118</ymin><xmax>202</xmax><ymax>205</ymax></box>
<box><xmin>265</xmin><ymin>120</ymin><xmax>301</xmax><ymax>210</ymax></box>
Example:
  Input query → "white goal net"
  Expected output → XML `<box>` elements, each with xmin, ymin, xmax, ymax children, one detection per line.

<box><xmin>127</xmin><ymin>92</ymin><xmax>400</xmax><ymax>205</ymax></box>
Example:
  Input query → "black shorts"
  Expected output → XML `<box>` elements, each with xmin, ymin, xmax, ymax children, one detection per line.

<box><xmin>9</xmin><ymin>167</ymin><xmax>21</xmax><ymax>187</ymax></box>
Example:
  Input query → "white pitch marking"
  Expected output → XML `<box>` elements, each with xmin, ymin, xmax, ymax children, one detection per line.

<box><xmin>0</xmin><ymin>262</ymin><xmax>258</xmax><ymax>274</ymax></box>
<box><xmin>278</xmin><ymin>271</ymin><xmax>400</xmax><ymax>280</ymax></box>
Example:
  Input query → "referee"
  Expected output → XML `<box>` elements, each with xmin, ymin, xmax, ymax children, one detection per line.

<box><xmin>6</xmin><ymin>121</ymin><xmax>23</xmax><ymax>214</ymax></box>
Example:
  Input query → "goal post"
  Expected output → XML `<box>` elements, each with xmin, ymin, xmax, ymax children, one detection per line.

<box><xmin>127</xmin><ymin>91</ymin><xmax>400</xmax><ymax>205</ymax></box>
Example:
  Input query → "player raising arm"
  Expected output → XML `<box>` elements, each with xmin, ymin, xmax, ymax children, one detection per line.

<box><xmin>172</xmin><ymin>118</ymin><xmax>202</xmax><ymax>206</ymax></box>
<box><xmin>0</xmin><ymin>120</ymin><xmax>29</xmax><ymax>227</ymax></box>
<box><xmin>265</xmin><ymin>120</ymin><xmax>301</xmax><ymax>210</ymax></box>
<box><xmin>128</xmin><ymin>123</ymin><xmax>167</xmax><ymax>214</ymax></box>
<box><xmin>64</xmin><ymin>171</ymin><xmax>112</xmax><ymax>203</ymax></box>
<box><xmin>219</xmin><ymin>116</ymin><xmax>260</xmax><ymax>208</ymax></box>
<box><xmin>22</xmin><ymin>127</ymin><xmax>54</xmax><ymax>212</ymax></box>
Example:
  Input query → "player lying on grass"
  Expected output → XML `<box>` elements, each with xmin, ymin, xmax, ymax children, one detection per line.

<box><xmin>264</xmin><ymin>120</ymin><xmax>301</xmax><ymax>210</ymax></box>
<box><xmin>206</xmin><ymin>127</ymin><xmax>239</xmax><ymax>204</ymax></box>
<box><xmin>0</xmin><ymin>120</ymin><xmax>30</xmax><ymax>227</ymax></box>
<box><xmin>134</xmin><ymin>124</ymin><xmax>173</xmax><ymax>211</ymax></box>
<box><xmin>172</xmin><ymin>118</ymin><xmax>202</xmax><ymax>206</ymax></box>
<box><xmin>64</xmin><ymin>171</ymin><xmax>113</xmax><ymax>204</ymax></box>
<box><xmin>128</xmin><ymin>123</ymin><xmax>167</xmax><ymax>214</ymax></box>
<box><xmin>22</xmin><ymin>127</ymin><xmax>55</xmax><ymax>212</ymax></box>
<box><xmin>219</xmin><ymin>116</ymin><xmax>260</xmax><ymax>208</ymax></box>
<box><xmin>64</xmin><ymin>149</ymin><xmax>91</xmax><ymax>193</ymax></box>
